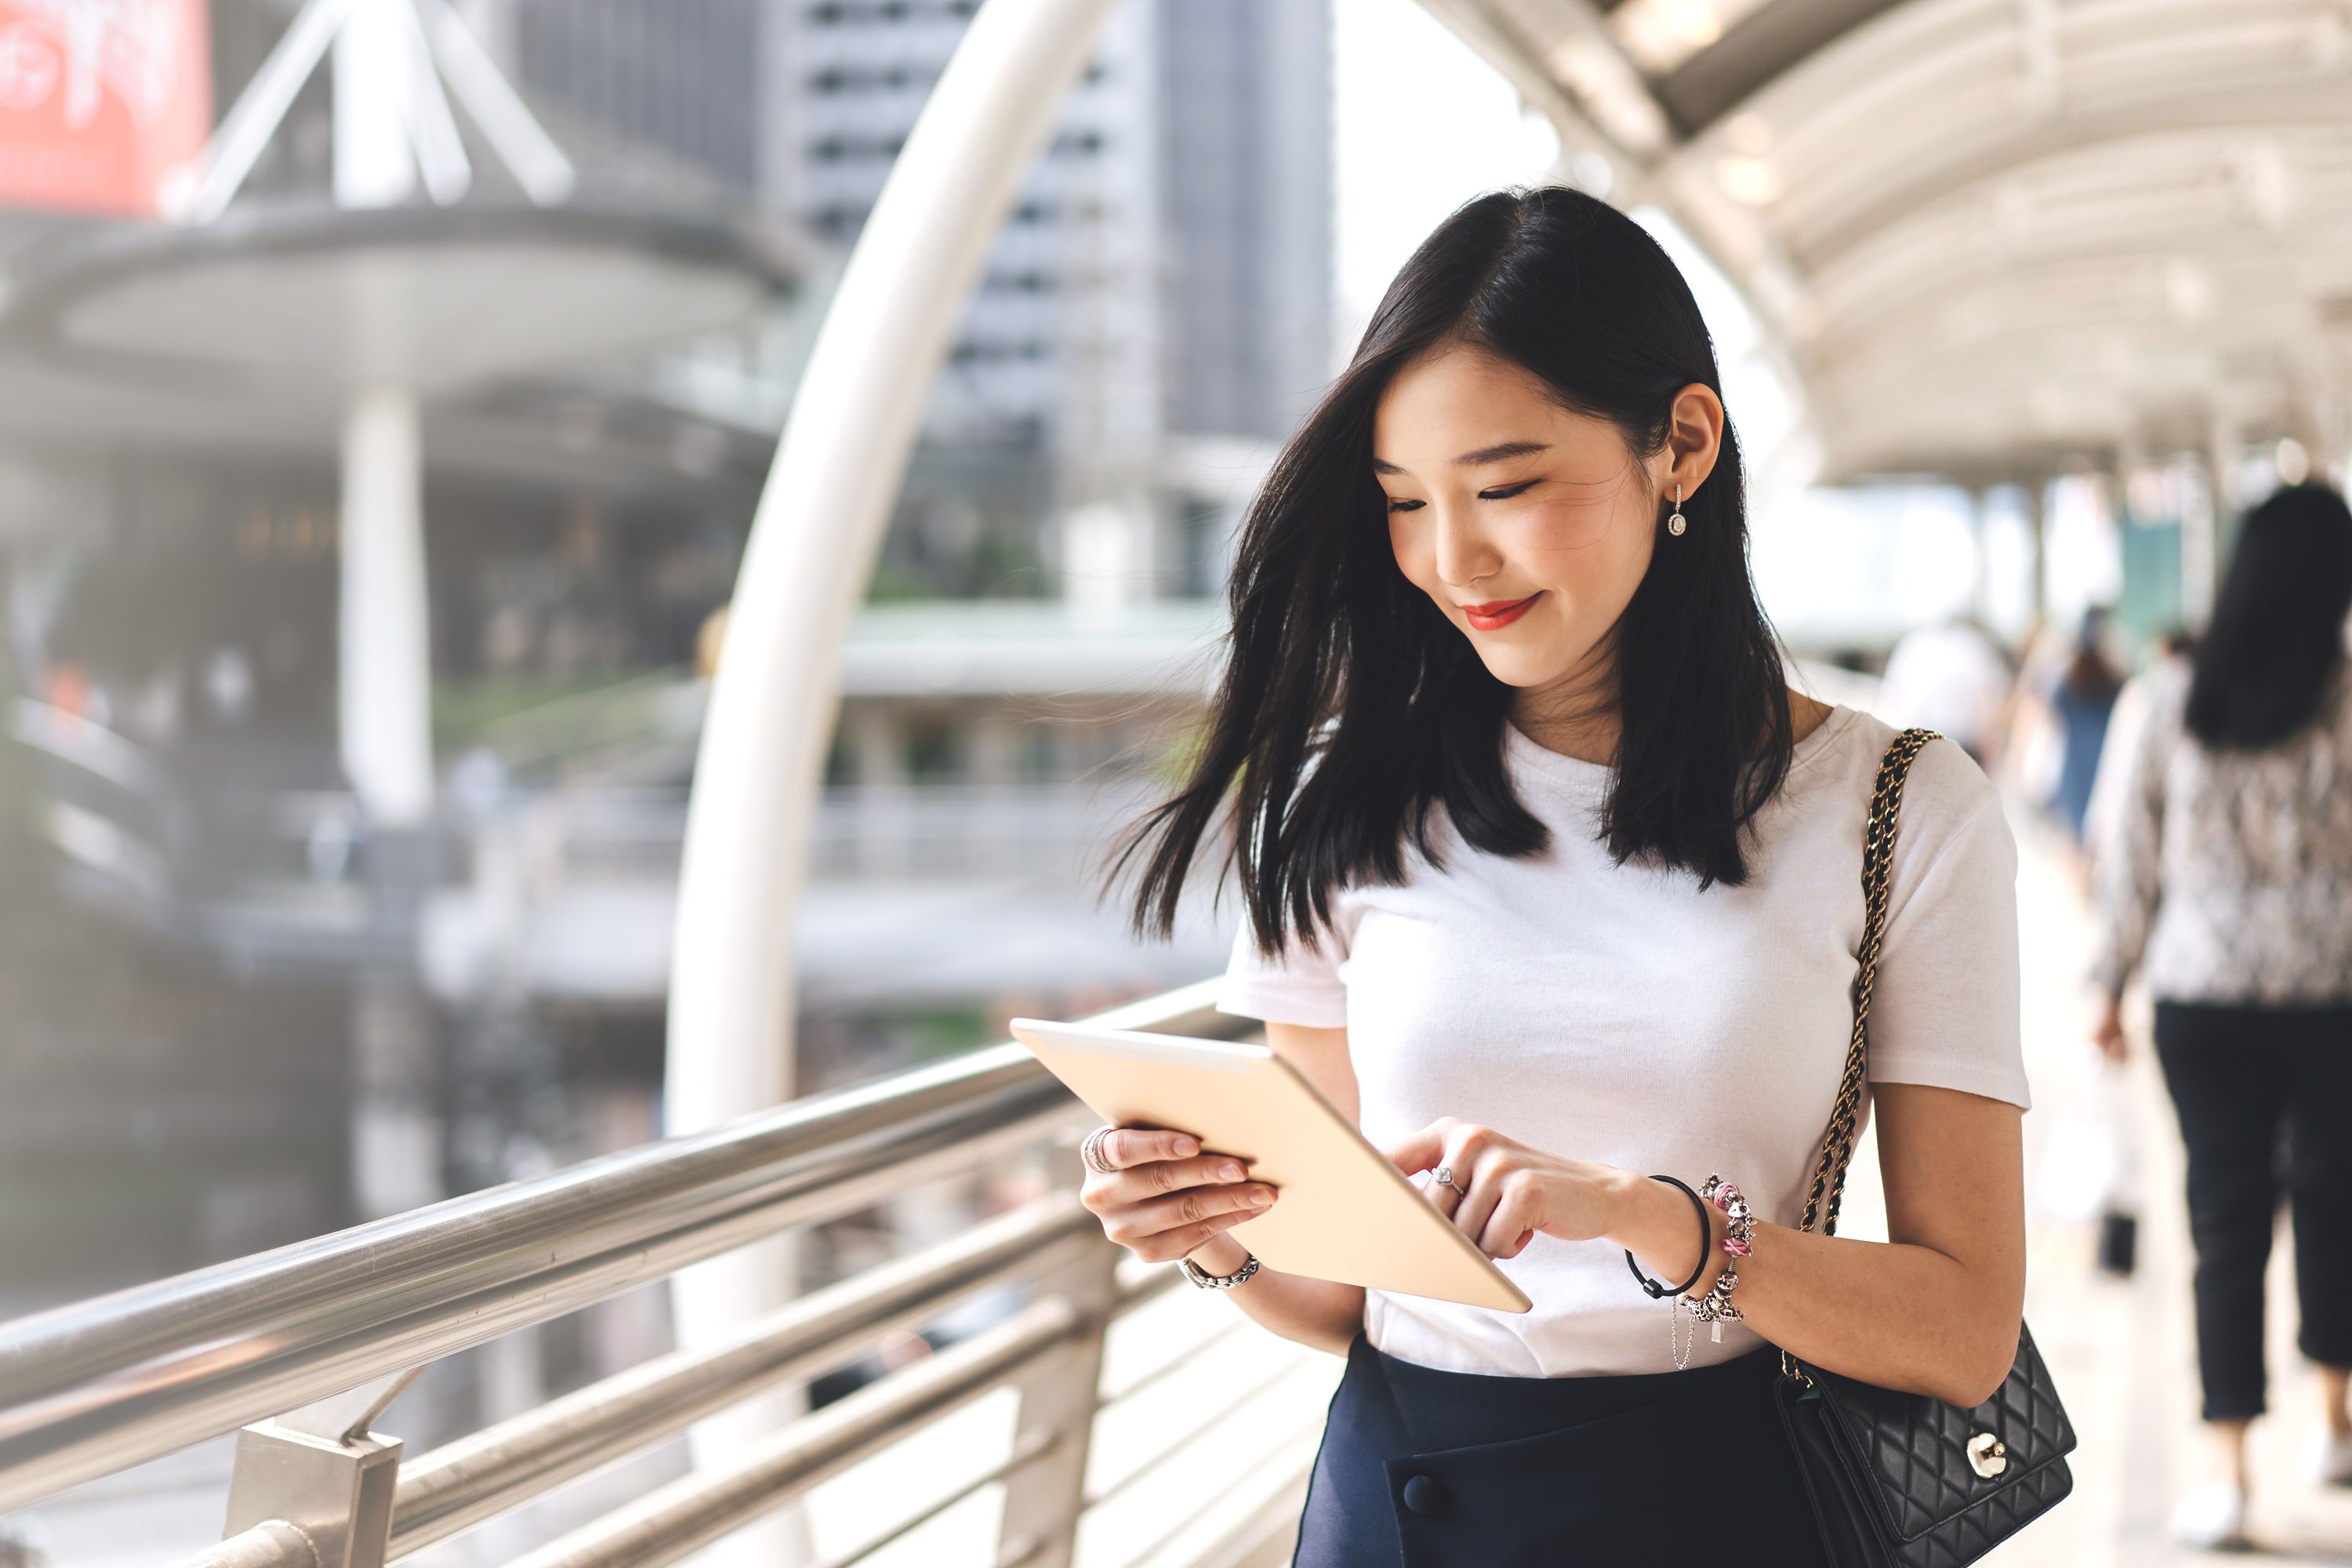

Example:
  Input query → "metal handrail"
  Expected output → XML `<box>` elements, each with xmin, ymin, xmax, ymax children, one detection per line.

<box><xmin>500</xmin><ymin>1294</ymin><xmax>1088</xmax><ymax>1568</ymax></box>
<box><xmin>0</xmin><ymin>984</ymin><xmax>1230</xmax><ymax>1505</ymax></box>
<box><xmin>178</xmin><ymin>1206</ymin><xmax>1181</xmax><ymax>1568</ymax></box>
<box><xmin>388</xmin><ymin>1195</ymin><xmax>1103</xmax><ymax>1557</ymax></box>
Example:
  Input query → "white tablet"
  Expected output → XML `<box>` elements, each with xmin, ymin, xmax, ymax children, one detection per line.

<box><xmin>1010</xmin><ymin>1018</ymin><xmax>1531</xmax><ymax>1313</ymax></box>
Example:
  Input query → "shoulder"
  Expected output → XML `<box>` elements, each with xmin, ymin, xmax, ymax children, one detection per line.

<box><xmin>1812</xmin><ymin>706</ymin><xmax>2001</xmax><ymax>840</ymax></box>
<box><xmin>1800</xmin><ymin>707</ymin><xmax>2014</xmax><ymax>915</ymax></box>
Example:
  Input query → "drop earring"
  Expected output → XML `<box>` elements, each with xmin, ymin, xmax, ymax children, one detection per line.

<box><xmin>1667</xmin><ymin>482</ymin><xmax>1686</xmax><ymax>536</ymax></box>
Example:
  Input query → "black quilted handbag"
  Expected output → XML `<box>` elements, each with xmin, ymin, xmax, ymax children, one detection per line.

<box><xmin>1772</xmin><ymin>728</ymin><xmax>2078</xmax><ymax>1568</ymax></box>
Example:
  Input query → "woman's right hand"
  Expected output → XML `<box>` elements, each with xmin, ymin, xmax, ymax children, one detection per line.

<box><xmin>1078</xmin><ymin>1127</ymin><xmax>1280</xmax><ymax>1263</ymax></box>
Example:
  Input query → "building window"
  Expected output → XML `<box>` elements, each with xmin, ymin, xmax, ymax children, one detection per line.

<box><xmin>1016</xmin><ymin>726</ymin><xmax>1058</xmax><ymax>782</ymax></box>
<box><xmin>983</xmin><ymin>269</ymin><xmax>1057</xmax><ymax>294</ymax></box>
<box><xmin>903</xmin><ymin>717</ymin><xmax>961</xmax><ymax>781</ymax></box>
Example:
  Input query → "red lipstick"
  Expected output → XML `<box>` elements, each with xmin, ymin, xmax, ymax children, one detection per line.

<box><xmin>1461</xmin><ymin>593</ymin><xmax>1540</xmax><ymax>630</ymax></box>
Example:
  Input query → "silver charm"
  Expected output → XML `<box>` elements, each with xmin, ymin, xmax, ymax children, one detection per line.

<box><xmin>1667</xmin><ymin>482</ymin><xmax>1686</xmax><ymax>536</ymax></box>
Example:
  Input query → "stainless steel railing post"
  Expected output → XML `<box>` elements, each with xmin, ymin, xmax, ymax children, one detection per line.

<box><xmin>218</xmin><ymin>1367</ymin><xmax>427</xmax><ymax>1568</ymax></box>
<box><xmin>993</xmin><ymin>1145</ymin><xmax>1121</xmax><ymax>1568</ymax></box>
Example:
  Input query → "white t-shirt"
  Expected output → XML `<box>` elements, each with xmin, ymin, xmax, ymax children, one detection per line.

<box><xmin>1214</xmin><ymin>704</ymin><xmax>2031</xmax><ymax>1378</ymax></box>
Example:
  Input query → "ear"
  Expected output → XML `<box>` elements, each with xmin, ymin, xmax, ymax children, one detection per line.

<box><xmin>1662</xmin><ymin>383</ymin><xmax>1726</xmax><ymax>502</ymax></box>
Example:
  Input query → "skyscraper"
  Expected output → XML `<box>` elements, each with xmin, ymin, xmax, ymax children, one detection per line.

<box><xmin>492</xmin><ymin>0</ymin><xmax>1333</xmax><ymax>597</ymax></box>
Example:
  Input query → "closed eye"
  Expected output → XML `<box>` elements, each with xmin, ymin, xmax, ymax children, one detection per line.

<box><xmin>1384</xmin><ymin>480</ymin><xmax>1539</xmax><ymax>514</ymax></box>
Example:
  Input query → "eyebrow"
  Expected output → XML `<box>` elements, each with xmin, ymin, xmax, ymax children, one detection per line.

<box><xmin>1371</xmin><ymin>440</ymin><xmax>1552</xmax><ymax>476</ymax></box>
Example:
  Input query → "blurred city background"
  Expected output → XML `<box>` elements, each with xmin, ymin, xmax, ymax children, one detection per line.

<box><xmin>0</xmin><ymin>0</ymin><xmax>2348</xmax><ymax>1564</ymax></box>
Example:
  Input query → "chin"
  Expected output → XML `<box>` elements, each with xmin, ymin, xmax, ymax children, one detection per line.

<box><xmin>1469</xmin><ymin>652</ymin><xmax>1570</xmax><ymax>689</ymax></box>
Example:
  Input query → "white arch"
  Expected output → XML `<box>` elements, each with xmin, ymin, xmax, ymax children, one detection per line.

<box><xmin>662</xmin><ymin>0</ymin><xmax>1127</xmax><ymax>1553</ymax></box>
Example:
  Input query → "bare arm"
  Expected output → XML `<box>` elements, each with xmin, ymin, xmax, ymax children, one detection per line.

<box><xmin>1160</xmin><ymin>1022</ymin><xmax>1367</xmax><ymax>1356</ymax></box>
<box><xmin>1605</xmin><ymin>1080</ymin><xmax>2026</xmax><ymax>1406</ymax></box>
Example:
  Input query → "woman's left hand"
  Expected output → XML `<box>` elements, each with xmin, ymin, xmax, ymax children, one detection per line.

<box><xmin>1383</xmin><ymin>1116</ymin><xmax>1626</xmax><ymax>1259</ymax></box>
<box><xmin>2090</xmin><ymin>995</ymin><xmax>2128</xmax><ymax>1064</ymax></box>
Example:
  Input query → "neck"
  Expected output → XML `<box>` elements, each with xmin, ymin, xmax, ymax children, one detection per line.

<box><xmin>1509</xmin><ymin>659</ymin><xmax>1620</xmax><ymax>765</ymax></box>
<box><xmin>1512</xmin><ymin>682</ymin><xmax>1831</xmax><ymax>768</ymax></box>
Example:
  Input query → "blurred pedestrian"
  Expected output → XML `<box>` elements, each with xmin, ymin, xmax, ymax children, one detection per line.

<box><xmin>2087</xmin><ymin>481</ymin><xmax>2352</xmax><ymax>1550</ymax></box>
<box><xmin>2045</xmin><ymin>606</ymin><xmax>2125</xmax><ymax>848</ymax></box>
<box><xmin>1877</xmin><ymin>613</ymin><xmax>2014</xmax><ymax>768</ymax></box>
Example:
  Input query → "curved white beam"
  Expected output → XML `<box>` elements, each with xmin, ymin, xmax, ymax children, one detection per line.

<box><xmin>662</xmin><ymin>0</ymin><xmax>1124</xmax><ymax>1555</ymax></box>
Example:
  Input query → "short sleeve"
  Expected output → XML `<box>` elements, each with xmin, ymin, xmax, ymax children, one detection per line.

<box><xmin>1213</xmin><ymin>906</ymin><xmax>1350</xmax><ymax>1028</ymax></box>
<box><xmin>1864</xmin><ymin>744</ymin><xmax>2032</xmax><ymax>1111</ymax></box>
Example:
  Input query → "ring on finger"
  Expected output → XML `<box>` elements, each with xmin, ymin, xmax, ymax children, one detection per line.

<box><xmin>1081</xmin><ymin>1126</ymin><xmax>1118</xmax><ymax>1175</ymax></box>
<box><xmin>1432</xmin><ymin>1163</ymin><xmax>1470</xmax><ymax>1199</ymax></box>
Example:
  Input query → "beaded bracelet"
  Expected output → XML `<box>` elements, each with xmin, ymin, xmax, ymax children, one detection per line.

<box><xmin>1682</xmin><ymin>1173</ymin><xmax>1755</xmax><ymax>1343</ymax></box>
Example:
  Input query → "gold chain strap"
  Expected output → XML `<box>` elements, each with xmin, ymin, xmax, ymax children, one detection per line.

<box><xmin>1779</xmin><ymin>726</ymin><xmax>1940</xmax><ymax>1385</ymax></box>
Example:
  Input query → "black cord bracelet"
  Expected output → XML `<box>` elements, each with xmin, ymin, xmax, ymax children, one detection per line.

<box><xmin>1624</xmin><ymin>1173</ymin><xmax>1712</xmax><ymax>1299</ymax></box>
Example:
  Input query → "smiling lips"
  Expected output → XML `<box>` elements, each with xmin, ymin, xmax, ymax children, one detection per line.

<box><xmin>1461</xmin><ymin>593</ymin><xmax>1541</xmax><ymax>630</ymax></box>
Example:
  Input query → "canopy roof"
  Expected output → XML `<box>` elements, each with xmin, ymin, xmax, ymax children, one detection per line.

<box><xmin>1428</xmin><ymin>0</ymin><xmax>2352</xmax><ymax>482</ymax></box>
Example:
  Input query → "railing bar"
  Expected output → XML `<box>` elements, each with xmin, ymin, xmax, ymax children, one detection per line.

<box><xmin>0</xmin><ymin>979</ymin><xmax>1254</xmax><ymax>1519</ymax></box>
<box><xmin>178</xmin><ymin>1520</ymin><xmax>318</xmax><ymax>1568</ymax></box>
<box><xmin>495</xmin><ymin>1295</ymin><xmax>1085</xmax><ymax>1568</ymax></box>
<box><xmin>1110</xmin><ymin>1258</ymin><xmax>1184</xmax><ymax>1316</ymax></box>
<box><xmin>1080</xmin><ymin>1350</ymin><xmax>1329</xmax><ymax>1514</ymax></box>
<box><xmin>0</xmin><ymin>1090</ymin><xmax>1089</xmax><ymax>1514</ymax></box>
<box><xmin>810</xmin><ymin>1422</ymin><xmax>1062</xmax><ymax>1568</ymax></box>
<box><xmin>389</xmin><ymin>1197</ymin><xmax>1100</xmax><ymax>1557</ymax></box>
<box><xmin>0</xmin><ymin>1044</ymin><xmax>1057</xmax><ymax>1401</ymax></box>
<box><xmin>1104</xmin><ymin>1403</ymin><xmax>1330</xmax><ymax>1568</ymax></box>
<box><xmin>1092</xmin><ymin>1314</ymin><xmax>1254</xmax><ymax>1409</ymax></box>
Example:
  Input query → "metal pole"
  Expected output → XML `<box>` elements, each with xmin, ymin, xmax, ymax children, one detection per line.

<box><xmin>332</xmin><ymin>0</ymin><xmax>436</xmax><ymax>826</ymax></box>
<box><xmin>337</xmin><ymin>387</ymin><xmax>433</xmax><ymax>829</ymax></box>
<box><xmin>2025</xmin><ymin>476</ymin><xmax>2048</xmax><ymax>629</ymax></box>
<box><xmin>662</xmin><ymin>5</ymin><xmax>1127</xmax><ymax>1562</ymax></box>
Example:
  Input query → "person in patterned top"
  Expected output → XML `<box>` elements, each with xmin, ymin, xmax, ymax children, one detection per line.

<box><xmin>2088</xmin><ymin>480</ymin><xmax>2352</xmax><ymax>1551</ymax></box>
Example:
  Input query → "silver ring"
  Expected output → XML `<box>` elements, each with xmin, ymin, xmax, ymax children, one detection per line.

<box><xmin>1432</xmin><ymin>1164</ymin><xmax>1468</xmax><ymax>1198</ymax></box>
<box><xmin>1081</xmin><ymin>1126</ymin><xmax>1118</xmax><ymax>1175</ymax></box>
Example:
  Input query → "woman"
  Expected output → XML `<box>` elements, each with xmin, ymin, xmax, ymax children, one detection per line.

<box><xmin>1088</xmin><ymin>187</ymin><xmax>2033</xmax><ymax>1565</ymax></box>
<box><xmin>2089</xmin><ymin>481</ymin><xmax>2352</xmax><ymax>1552</ymax></box>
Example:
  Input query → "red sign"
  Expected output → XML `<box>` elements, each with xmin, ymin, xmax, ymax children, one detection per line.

<box><xmin>0</xmin><ymin>0</ymin><xmax>210</xmax><ymax>217</ymax></box>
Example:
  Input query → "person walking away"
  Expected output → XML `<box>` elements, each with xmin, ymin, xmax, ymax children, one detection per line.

<box><xmin>2046</xmin><ymin>606</ymin><xmax>2125</xmax><ymax>849</ymax></box>
<box><xmin>2088</xmin><ymin>481</ymin><xmax>2352</xmax><ymax>1551</ymax></box>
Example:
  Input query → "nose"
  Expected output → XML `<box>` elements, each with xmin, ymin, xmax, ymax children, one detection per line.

<box><xmin>1429</xmin><ymin>497</ymin><xmax>1501</xmax><ymax>589</ymax></box>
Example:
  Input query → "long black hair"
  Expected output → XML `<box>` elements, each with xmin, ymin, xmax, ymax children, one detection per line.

<box><xmin>2185</xmin><ymin>481</ymin><xmax>2352</xmax><ymax>749</ymax></box>
<box><xmin>1111</xmin><ymin>186</ymin><xmax>1792</xmax><ymax>956</ymax></box>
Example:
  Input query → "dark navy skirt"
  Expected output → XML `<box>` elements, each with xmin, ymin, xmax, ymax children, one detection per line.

<box><xmin>1291</xmin><ymin>1330</ymin><xmax>1829</xmax><ymax>1567</ymax></box>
